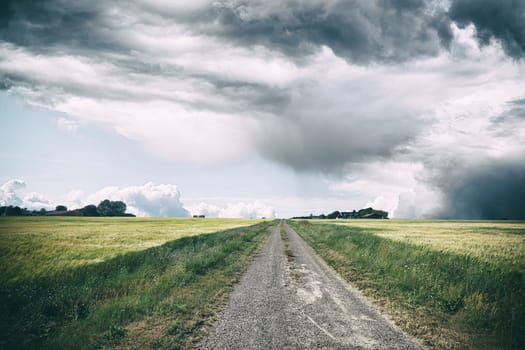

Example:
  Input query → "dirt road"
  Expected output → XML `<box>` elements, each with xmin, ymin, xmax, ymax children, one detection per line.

<box><xmin>196</xmin><ymin>221</ymin><xmax>421</xmax><ymax>349</ymax></box>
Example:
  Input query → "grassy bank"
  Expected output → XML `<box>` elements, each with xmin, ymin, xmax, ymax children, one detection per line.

<box><xmin>289</xmin><ymin>220</ymin><xmax>525</xmax><ymax>349</ymax></box>
<box><xmin>0</xmin><ymin>217</ymin><xmax>272</xmax><ymax>349</ymax></box>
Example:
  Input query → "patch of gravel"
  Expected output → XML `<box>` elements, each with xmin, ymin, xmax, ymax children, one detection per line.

<box><xmin>195</xmin><ymin>221</ymin><xmax>422</xmax><ymax>349</ymax></box>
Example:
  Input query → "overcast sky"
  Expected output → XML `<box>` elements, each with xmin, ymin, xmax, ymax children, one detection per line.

<box><xmin>1</xmin><ymin>0</ymin><xmax>524</xmax><ymax>218</ymax></box>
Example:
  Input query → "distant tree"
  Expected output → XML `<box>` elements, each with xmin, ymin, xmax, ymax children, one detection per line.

<box><xmin>80</xmin><ymin>204</ymin><xmax>99</xmax><ymax>216</ymax></box>
<box><xmin>357</xmin><ymin>207</ymin><xmax>388</xmax><ymax>219</ymax></box>
<box><xmin>39</xmin><ymin>208</ymin><xmax>47</xmax><ymax>215</ymax></box>
<box><xmin>0</xmin><ymin>206</ymin><xmax>16</xmax><ymax>216</ymax></box>
<box><xmin>326</xmin><ymin>210</ymin><xmax>341</xmax><ymax>219</ymax></box>
<box><xmin>111</xmin><ymin>201</ymin><xmax>126</xmax><ymax>216</ymax></box>
<box><xmin>97</xmin><ymin>200</ymin><xmax>127</xmax><ymax>216</ymax></box>
<box><xmin>55</xmin><ymin>205</ymin><xmax>68</xmax><ymax>211</ymax></box>
<box><xmin>11</xmin><ymin>206</ymin><xmax>24</xmax><ymax>216</ymax></box>
<box><xmin>97</xmin><ymin>200</ymin><xmax>113</xmax><ymax>216</ymax></box>
<box><xmin>357</xmin><ymin>207</ymin><xmax>374</xmax><ymax>217</ymax></box>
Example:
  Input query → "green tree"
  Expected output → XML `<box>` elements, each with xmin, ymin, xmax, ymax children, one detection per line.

<box><xmin>326</xmin><ymin>210</ymin><xmax>341</xmax><ymax>219</ymax></box>
<box><xmin>97</xmin><ymin>200</ymin><xmax>127</xmax><ymax>216</ymax></box>
<box><xmin>55</xmin><ymin>205</ymin><xmax>67</xmax><ymax>211</ymax></box>
<box><xmin>111</xmin><ymin>201</ymin><xmax>126</xmax><ymax>216</ymax></box>
<box><xmin>80</xmin><ymin>204</ymin><xmax>99</xmax><ymax>216</ymax></box>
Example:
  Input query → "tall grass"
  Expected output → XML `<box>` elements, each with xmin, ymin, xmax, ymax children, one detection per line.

<box><xmin>0</xmin><ymin>217</ymin><xmax>262</xmax><ymax>285</ymax></box>
<box><xmin>0</xmin><ymin>218</ymin><xmax>272</xmax><ymax>349</ymax></box>
<box><xmin>290</xmin><ymin>220</ymin><xmax>524</xmax><ymax>349</ymax></box>
<box><xmin>316</xmin><ymin>219</ymin><xmax>525</xmax><ymax>267</ymax></box>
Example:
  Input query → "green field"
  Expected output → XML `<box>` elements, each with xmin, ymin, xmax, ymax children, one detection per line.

<box><xmin>0</xmin><ymin>217</ymin><xmax>272</xmax><ymax>349</ymax></box>
<box><xmin>315</xmin><ymin>219</ymin><xmax>525</xmax><ymax>266</ymax></box>
<box><xmin>290</xmin><ymin>219</ymin><xmax>525</xmax><ymax>349</ymax></box>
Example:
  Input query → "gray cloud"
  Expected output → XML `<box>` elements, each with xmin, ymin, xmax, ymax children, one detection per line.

<box><xmin>256</xmin><ymin>108</ymin><xmax>422</xmax><ymax>173</ymax></box>
<box><xmin>1</xmin><ymin>0</ymin><xmax>524</xmax><ymax>222</ymax></box>
<box><xmin>500</xmin><ymin>98</ymin><xmax>525</xmax><ymax>120</ymax></box>
<box><xmin>449</xmin><ymin>0</ymin><xmax>525</xmax><ymax>59</ymax></box>
<box><xmin>190</xmin><ymin>0</ymin><xmax>452</xmax><ymax>64</ymax></box>
<box><xmin>0</xmin><ymin>0</ymin><xmax>118</xmax><ymax>54</ymax></box>
<box><xmin>431</xmin><ymin>157</ymin><xmax>525</xmax><ymax>219</ymax></box>
<box><xmin>490</xmin><ymin>97</ymin><xmax>525</xmax><ymax>138</ymax></box>
<box><xmin>0</xmin><ymin>0</ymin><xmax>453</xmax><ymax>64</ymax></box>
<box><xmin>1</xmin><ymin>0</ymin><xmax>522</xmax><ymax>71</ymax></box>
<box><xmin>0</xmin><ymin>77</ymin><xmax>12</xmax><ymax>90</ymax></box>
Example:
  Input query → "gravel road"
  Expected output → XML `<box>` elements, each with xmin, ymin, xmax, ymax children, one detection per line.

<box><xmin>195</xmin><ymin>221</ymin><xmax>421</xmax><ymax>349</ymax></box>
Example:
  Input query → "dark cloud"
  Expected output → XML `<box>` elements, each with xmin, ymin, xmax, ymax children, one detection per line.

<box><xmin>0</xmin><ymin>77</ymin><xmax>13</xmax><ymax>90</ymax></box>
<box><xmin>1</xmin><ymin>0</ymin><xmax>522</xmax><ymax>71</ymax></box>
<box><xmin>490</xmin><ymin>98</ymin><xmax>525</xmax><ymax>138</ymax></box>
<box><xmin>0</xmin><ymin>0</ymin><xmax>454</xmax><ymax>64</ymax></box>
<box><xmin>0</xmin><ymin>0</ymin><xmax>121</xmax><ymax>54</ymax></box>
<box><xmin>208</xmin><ymin>79</ymin><xmax>292</xmax><ymax>114</ymax></box>
<box><xmin>256</xmin><ymin>105</ymin><xmax>424</xmax><ymax>173</ymax></box>
<box><xmin>449</xmin><ymin>0</ymin><xmax>525</xmax><ymax>59</ymax></box>
<box><xmin>195</xmin><ymin>0</ymin><xmax>452</xmax><ymax>64</ymax></box>
<box><xmin>507</xmin><ymin>98</ymin><xmax>525</xmax><ymax>115</ymax></box>
<box><xmin>431</xmin><ymin>158</ymin><xmax>525</xmax><ymax>219</ymax></box>
<box><xmin>493</xmin><ymin>98</ymin><xmax>525</xmax><ymax>122</ymax></box>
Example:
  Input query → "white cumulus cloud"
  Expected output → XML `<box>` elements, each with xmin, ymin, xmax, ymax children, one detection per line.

<box><xmin>0</xmin><ymin>179</ymin><xmax>55</xmax><ymax>210</ymax></box>
<box><xmin>187</xmin><ymin>201</ymin><xmax>276</xmax><ymax>218</ymax></box>
<box><xmin>22</xmin><ymin>192</ymin><xmax>55</xmax><ymax>210</ymax></box>
<box><xmin>85</xmin><ymin>182</ymin><xmax>190</xmax><ymax>217</ymax></box>
<box><xmin>0</xmin><ymin>179</ymin><xmax>26</xmax><ymax>206</ymax></box>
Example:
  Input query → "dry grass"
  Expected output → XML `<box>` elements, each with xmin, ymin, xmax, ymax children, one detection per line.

<box><xmin>314</xmin><ymin>219</ymin><xmax>525</xmax><ymax>267</ymax></box>
<box><xmin>0</xmin><ymin>216</ymin><xmax>262</xmax><ymax>285</ymax></box>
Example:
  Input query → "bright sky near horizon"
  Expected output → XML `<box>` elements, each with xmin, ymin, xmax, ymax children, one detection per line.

<box><xmin>1</xmin><ymin>0</ymin><xmax>524</xmax><ymax>219</ymax></box>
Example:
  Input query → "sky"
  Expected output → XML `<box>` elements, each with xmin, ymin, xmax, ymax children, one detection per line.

<box><xmin>0</xmin><ymin>0</ymin><xmax>524</xmax><ymax>219</ymax></box>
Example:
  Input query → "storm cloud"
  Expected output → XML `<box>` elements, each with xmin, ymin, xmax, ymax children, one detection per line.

<box><xmin>0</xmin><ymin>1</ymin><xmax>118</xmax><ymax>54</ymax></box>
<box><xmin>189</xmin><ymin>0</ymin><xmax>453</xmax><ymax>64</ymax></box>
<box><xmin>449</xmin><ymin>0</ymin><xmax>525</xmax><ymax>59</ymax></box>
<box><xmin>0</xmin><ymin>0</ymin><xmax>454</xmax><ymax>63</ymax></box>
<box><xmin>1</xmin><ymin>1</ymin><xmax>524</xmax><ymax>219</ymax></box>
<box><xmin>432</xmin><ymin>158</ymin><xmax>525</xmax><ymax>219</ymax></box>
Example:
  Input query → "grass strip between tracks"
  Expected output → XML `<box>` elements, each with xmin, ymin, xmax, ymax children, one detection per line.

<box><xmin>0</xmin><ymin>220</ymin><xmax>273</xmax><ymax>350</ymax></box>
<box><xmin>288</xmin><ymin>220</ymin><xmax>524</xmax><ymax>349</ymax></box>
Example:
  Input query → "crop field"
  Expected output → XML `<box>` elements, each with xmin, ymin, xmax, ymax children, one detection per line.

<box><xmin>0</xmin><ymin>217</ymin><xmax>272</xmax><ymax>349</ymax></box>
<box><xmin>315</xmin><ymin>219</ymin><xmax>525</xmax><ymax>267</ymax></box>
<box><xmin>0</xmin><ymin>217</ymin><xmax>262</xmax><ymax>285</ymax></box>
<box><xmin>290</xmin><ymin>219</ymin><xmax>525</xmax><ymax>349</ymax></box>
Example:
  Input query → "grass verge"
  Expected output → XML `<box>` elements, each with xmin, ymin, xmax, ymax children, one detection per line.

<box><xmin>288</xmin><ymin>220</ymin><xmax>524</xmax><ymax>349</ymax></box>
<box><xmin>0</xmin><ymin>220</ymin><xmax>273</xmax><ymax>349</ymax></box>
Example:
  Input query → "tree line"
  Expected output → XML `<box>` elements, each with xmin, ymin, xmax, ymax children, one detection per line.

<box><xmin>293</xmin><ymin>207</ymin><xmax>388</xmax><ymax>220</ymax></box>
<box><xmin>0</xmin><ymin>199</ymin><xmax>135</xmax><ymax>217</ymax></box>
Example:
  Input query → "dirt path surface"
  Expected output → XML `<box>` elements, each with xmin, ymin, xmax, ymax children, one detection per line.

<box><xmin>195</xmin><ymin>221</ymin><xmax>421</xmax><ymax>349</ymax></box>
